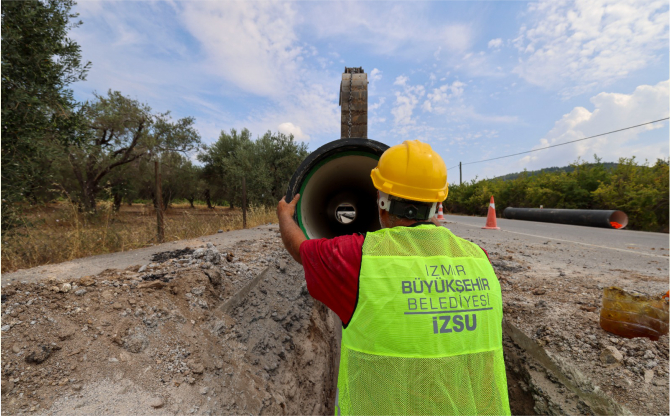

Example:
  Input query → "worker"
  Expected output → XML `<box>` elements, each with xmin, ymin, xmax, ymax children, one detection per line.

<box><xmin>277</xmin><ymin>140</ymin><xmax>510</xmax><ymax>415</ymax></box>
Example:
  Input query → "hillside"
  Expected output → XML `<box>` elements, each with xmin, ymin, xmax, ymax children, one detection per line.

<box><xmin>493</xmin><ymin>162</ymin><xmax>619</xmax><ymax>181</ymax></box>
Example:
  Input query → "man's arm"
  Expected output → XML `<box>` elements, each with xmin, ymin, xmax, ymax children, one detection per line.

<box><xmin>277</xmin><ymin>194</ymin><xmax>306</xmax><ymax>264</ymax></box>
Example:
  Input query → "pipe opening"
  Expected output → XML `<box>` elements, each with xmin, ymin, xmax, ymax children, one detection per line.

<box><xmin>335</xmin><ymin>203</ymin><xmax>356</xmax><ymax>224</ymax></box>
<box><xmin>299</xmin><ymin>154</ymin><xmax>380</xmax><ymax>239</ymax></box>
<box><xmin>609</xmin><ymin>210</ymin><xmax>628</xmax><ymax>229</ymax></box>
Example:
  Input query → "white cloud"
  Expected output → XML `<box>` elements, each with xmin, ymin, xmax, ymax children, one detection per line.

<box><xmin>369</xmin><ymin>97</ymin><xmax>386</xmax><ymax>112</ymax></box>
<box><xmin>278</xmin><ymin>122</ymin><xmax>309</xmax><ymax>141</ymax></box>
<box><xmin>423</xmin><ymin>81</ymin><xmax>466</xmax><ymax>113</ymax></box>
<box><xmin>517</xmin><ymin>80</ymin><xmax>669</xmax><ymax>170</ymax></box>
<box><xmin>370</xmin><ymin>68</ymin><xmax>382</xmax><ymax>82</ymax></box>
<box><xmin>487</xmin><ymin>38</ymin><xmax>503</xmax><ymax>49</ymax></box>
<box><xmin>394</xmin><ymin>75</ymin><xmax>409</xmax><ymax>86</ymax></box>
<box><xmin>391</xmin><ymin>78</ymin><xmax>426</xmax><ymax>134</ymax></box>
<box><xmin>441</xmin><ymin>24</ymin><xmax>473</xmax><ymax>53</ymax></box>
<box><xmin>513</xmin><ymin>0</ymin><xmax>669</xmax><ymax>97</ymax></box>
<box><xmin>181</xmin><ymin>2</ymin><xmax>304</xmax><ymax>98</ymax></box>
<box><xmin>304</xmin><ymin>3</ymin><xmax>474</xmax><ymax>58</ymax></box>
<box><xmin>178</xmin><ymin>2</ymin><xmax>340</xmax><ymax>141</ymax></box>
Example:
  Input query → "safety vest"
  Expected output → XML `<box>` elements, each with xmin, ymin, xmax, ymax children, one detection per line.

<box><xmin>336</xmin><ymin>224</ymin><xmax>510</xmax><ymax>416</ymax></box>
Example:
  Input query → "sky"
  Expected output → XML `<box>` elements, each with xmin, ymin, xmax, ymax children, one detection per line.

<box><xmin>69</xmin><ymin>0</ymin><xmax>669</xmax><ymax>183</ymax></box>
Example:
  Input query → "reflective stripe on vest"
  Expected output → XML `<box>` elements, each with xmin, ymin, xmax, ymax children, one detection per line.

<box><xmin>336</xmin><ymin>224</ymin><xmax>510</xmax><ymax>416</ymax></box>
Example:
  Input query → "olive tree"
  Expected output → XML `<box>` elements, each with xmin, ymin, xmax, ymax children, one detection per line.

<box><xmin>65</xmin><ymin>90</ymin><xmax>200</xmax><ymax>211</ymax></box>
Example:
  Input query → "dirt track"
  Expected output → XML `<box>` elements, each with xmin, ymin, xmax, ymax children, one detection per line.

<box><xmin>1</xmin><ymin>224</ymin><xmax>668</xmax><ymax>415</ymax></box>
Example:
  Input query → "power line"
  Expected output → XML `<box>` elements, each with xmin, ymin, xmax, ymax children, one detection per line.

<box><xmin>447</xmin><ymin>117</ymin><xmax>669</xmax><ymax>170</ymax></box>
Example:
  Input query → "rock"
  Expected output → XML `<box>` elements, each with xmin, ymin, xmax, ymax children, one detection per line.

<box><xmin>600</xmin><ymin>346</ymin><xmax>624</xmax><ymax>364</ymax></box>
<box><xmin>204</xmin><ymin>269</ymin><xmax>223</xmax><ymax>287</ymax></box>
<box><xmin>193</xmin><ymin>248</ymin><xmax>206</xmax><ymax>259</ymax></box>
<box><xmin>60</xmin><ymin>283</ymin><xmax>72</xmax><ymax>293</ymax></box>
<box><xmin>74</xmin><ymin>289</ymin><xmax>87</xmax><ymax>296</ymax></box>
<box><xmin>101</xmin><ymin>290</ymin><xmax>114</xmax><ymax>301</ymax></box>
<box><xmin>191</xmin><ymin>363</ymin><xmax>205</xmax><ymax>374</ymax></box>
<box><xmin>0</xmin><ymin>325</ymin><xmax>9</xmax><ymax>332</ymax></box>
<box><xmin>137</xmin><ymin>281</ymin><xmax>164</xmax><ymax>290</ymax></box>
<box><xmin>124</xmin><ymin>332</ymin><xmax>149</xmax><ymax>353</ymax></box>
<box><xmin>1</xmin><ymin>379</ymin><xmax>15</xmax><ymax>394</ymax></box>
<box><xmin>644</xmin><ymin>369</ymin><xmax>654</xmax><ymax>384</ymax></box>
<box><xmin>218</xmin><ymin>230</ymin><xmax>223</xmax><ymax>233</ymax></box>
<box><xmin>237</xmin><ymin>263</ymin><xmax>249</xmax><ymax>272</ymax></box>
<box><xmin>200</xmin><ymin>387</ymin><xmax>209</xmax><ymax>395</ymax></box>
<box><xmin>226</xmin><ymin>253</ymin><xmax>234</xmax><ymax>262</ymax></box>
<box><xmin>119</xmin><ymin>351</ymin><xmax>131</xmax><ymax>362</ymax></box>
<box><xmin>278</xmin><ymin>261</ymin><xmax>287</xmax><ymax>273</ymax></box>
<box><xmin>653</xmin><ymin>377</ymin><xmax>668</xmax><ymax>386</ymax></box>
<box><xmin>12</xmin><ymin>344</ymin><xmax>21</xmax><ymax>353</ymax></box>
<box><xmin>532</xmin><ymin>288</ymin><xmax>546</xmax><ymax>295</ymax></box>
<box><xmin>58</xmin><ymin>328</ymin><xmax>76</xmax><ymax>341</ymax></box>
<box><xmin>643</xmin><ymin>350</ymin><xmax>655</xmax><ymax>359</ymax></box>
<box><xmin>25</xmin><ymin>345</ymin><xmax>59</xmax><ymax>364</ymax></box>
<box><xmin>646</xmin><ymin>360</ymin><xmax>658</xmax><ymax>369</ymax></box>
<box><xmin>79</xmin><ymin>275</ymin><xmax>96</xmax><ymax>286</ymax></box>
<box><xmin>149</xmin><ymin>397</ymin><xmax>165</xmax><ymax>409</ymax></box>
<box><xmin>138</xmin><ymin>265</ymin><xmax>148</xmax><ymax>273</ymax></box>
<box><xmin>108</xmin><ymin>357</ymin><xmax>119</xmax><ymax>363</ymax></box>
<box><xmin>71</xmin><ymin>383</ymin><xmax>83</xmax><ymax>391</ymax></box>
<box><xmin>191</xmin><ymin>286</ymin><xmax>205</xmax><ymax>296</ymax></box>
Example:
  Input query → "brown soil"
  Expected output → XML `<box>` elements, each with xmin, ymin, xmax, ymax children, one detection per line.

<box><xmin>2</xmin><ymin>227</ymin><xmax>668</xmax><ymax>415</ymax></box>
<box><xmin>494</xmin><ymin>255</ymin><xmax>669</xmax><ymax>416</ymax></box>
<box><xmin>1</xmin><ymin>233</ymin><xmax>338</xmax><ymax>415</ymax></box>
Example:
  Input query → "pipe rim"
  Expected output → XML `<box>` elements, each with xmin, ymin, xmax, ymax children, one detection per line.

<box><xmin>286</xmin><ymin>138</ymin><xmax>388</xmax><ymax>239</ymax></box>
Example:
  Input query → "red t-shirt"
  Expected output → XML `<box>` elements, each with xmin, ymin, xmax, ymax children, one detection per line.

<box><xmin>299</xmin><ymin>230</ymin><xmax>490</xmax><ymax>326</ymax></box>
<box><xmin>299</xmin><ymin>234</ymin><xmax>365</xmax><ymax>325</ymax></box>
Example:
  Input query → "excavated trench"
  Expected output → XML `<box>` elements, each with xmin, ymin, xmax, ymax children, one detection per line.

<box><xmin>220</xmin><ymin>263</ymin><xmax>574</xmax><ymax>416</ymax></box>
<box><xmin>4</xmin><ymin>233</ymin><xmax>660</xmax><ymax>415</ymax></box>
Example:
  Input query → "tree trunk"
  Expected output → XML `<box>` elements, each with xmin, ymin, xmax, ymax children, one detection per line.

<box><xmin>187</xmin><ymin>196</ymin><xmax>195</xmax><ymax>208</ymax></box>
<box><xmin>82</xmin><ymin>184</ymin><xmax>97</xmax><ymax>213</ymax></box>
<box><xmin>113</xmin><ymin>193</ymin><xmax>123</xmax><ymax>212</ymax></box>
<box><xmin>204</xmin><ymin>189</ymin><xmax>213</xmax><ymax>209</ymax></box>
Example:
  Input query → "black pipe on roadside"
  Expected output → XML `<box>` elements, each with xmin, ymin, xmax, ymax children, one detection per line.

<box><xmin>503</xmin><ymin>207</ymin><xmax>628</xmax><ymax>229</ymax></box>
<box><xmin>286</xmin><ymin>138</ymin><xmax>389</xmax><ymax>240</ymax></box>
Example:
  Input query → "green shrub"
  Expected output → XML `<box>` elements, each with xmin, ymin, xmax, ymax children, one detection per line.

<box><xmin>444</xmin><ymin>157</ymin><xmax>669</xmax><ymax>232</ymax></box>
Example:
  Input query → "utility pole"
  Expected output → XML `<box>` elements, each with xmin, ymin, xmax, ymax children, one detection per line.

<box><xmin>242</xmin><ymin>177</ymin><xmax>247</xmax><ymax>229</ymax></box>
<box><xmin>155</xmin><ymin>160</ymin><xmax>164</xmax><ymax>243</ymax></box>
<box><xmin>459</xmin><ymin>162</ymin><xmax>462</xmax><ymax>185</ymax></box>
<box><xmin>339</xmin><ymin>67</ymin><xmax>368</xmax><ymax>139</ymax></box>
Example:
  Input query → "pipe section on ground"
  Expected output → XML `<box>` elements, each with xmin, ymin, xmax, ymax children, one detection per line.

<box><xmin>503</xmin><ymin>207</ymin><xmax>628</xmax><ymax>229</ymax></box>
<box><xmin>286</xmin><ymin>138</ymin><xmax>389</xmax><ymax>239</ymax></box>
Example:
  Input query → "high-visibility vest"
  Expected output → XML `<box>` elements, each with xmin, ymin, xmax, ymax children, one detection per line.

<box><xmin>335</xmin><ymin>224</ymin><xmax>510</xmax><ymax>416</ymax></box>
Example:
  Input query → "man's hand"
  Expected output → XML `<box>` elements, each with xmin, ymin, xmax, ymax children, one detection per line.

<box><xmin>277</xmin><ymin>193</ymin><xmax>300</xmax><ymax>219</ymax></box>
<box><xmin>277</xmin><ymin>194</ymin><xmax>306</xmax><ymax>264</ymax></box>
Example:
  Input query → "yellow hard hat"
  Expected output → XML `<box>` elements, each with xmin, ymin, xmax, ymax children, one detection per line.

<box><xmin>370</xmin><ymin>140</ymin><xmax>448</xmax><ymax>202</ymax></box>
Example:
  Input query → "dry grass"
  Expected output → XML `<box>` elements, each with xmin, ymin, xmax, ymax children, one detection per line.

<box><xmin>1</xmin><ymin>201</ymin><xmax>277</xmax><ymax>273</ymax></box>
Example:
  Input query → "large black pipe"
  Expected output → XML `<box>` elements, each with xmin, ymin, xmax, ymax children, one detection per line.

<box><xmin>286</xmin><ymin>138</ymin><xmax>389</xmax><ymax>239</ymax></box>
<box><xmin>503</xmin><ymin>207</ymin><xmax>628</xmax><ymax>229</ymax></box>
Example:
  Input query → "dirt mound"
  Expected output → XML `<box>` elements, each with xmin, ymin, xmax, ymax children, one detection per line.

<box><xmin>2</xmin><ymin>227</ymin><xmax>668</xmax><ymax>415</ymax></box>
<box><xmin>1</xmin><ymin>235</ymin><xmax>338</xmax><ymax>415</ymax></box>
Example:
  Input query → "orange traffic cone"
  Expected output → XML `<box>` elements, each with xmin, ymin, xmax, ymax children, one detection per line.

<box><xmin>437</xmin><ymin>202</ymin><xmax>444</xmax><ymax>220</ymax></box>
<box><xmin>482</xmin><ymin>196</ymin><xmax>500</xmax><ymax>230</ymax></box>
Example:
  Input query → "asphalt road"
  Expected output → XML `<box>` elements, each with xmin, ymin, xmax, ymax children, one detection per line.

<box><xmin>442</xmin><ymin>214</ymin><xmax>669</xmax><ymax>256</ymax></box>
<box><xmin>3</xmin><ymin>216</ymin><xmax>668</xmax><ymax>291</ymax></box>
<box><xmin>440</xmin><ymin>214</ymin><xmax>669</xmax><ymax>290</ymax></box>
